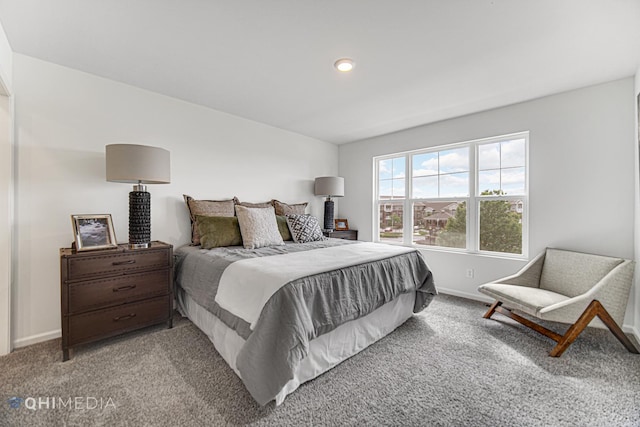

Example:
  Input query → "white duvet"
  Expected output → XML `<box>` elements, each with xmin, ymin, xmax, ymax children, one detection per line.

<box><xmin>214</xmin><ymin>242</ymin><xmax>415</xmax><ymax>329</ymax></box>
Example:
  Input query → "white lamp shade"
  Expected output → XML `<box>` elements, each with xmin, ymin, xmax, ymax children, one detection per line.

<box><xmin>314</xmin><ymin>176</ymin><xmax>344</xmax><ymax>197</ymax></box>
<box><xmin>106</xmin><ymin>144</ymin><xmax>171</xmax><ymax>184</ymax></box>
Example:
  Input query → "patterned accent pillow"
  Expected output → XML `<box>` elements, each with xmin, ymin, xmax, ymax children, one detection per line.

<box><xmin>273</xmin><ymin>199</ymin><xmax>308</xmax><ymax>216</ymax></box>
<box><xmin>286</xmin><ymin>214</ymin><xmax>327</xmax><ymax>243</ymax></box>
<box><xmin>235</xmin><ymin>205</ymin><xmax>284</xmax><ymax>249</ymax></box>
<box><xmin>184</xmin><ymin>195</ymin><xmax>236</xmax><ymax>245</ymax></box>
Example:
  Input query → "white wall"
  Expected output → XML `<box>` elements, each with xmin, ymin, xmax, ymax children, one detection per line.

<box><xmin>634</xmin><ymin>67</ymin><xmax>640</xmax><ymax>338</ymax></box>
<box><xmin>339</xmin><ymin>78</ymin><xmax>638</xmax><ymax>330</ymax></box>
<box><xmin>11</xmin><ymin>54</ymin><xmax>338</xmax><ymax>346</ymax></box>
<box><xmin>0</xmin><ymin>95</ymin><xmax>11</xmax><ymax>355</ymax></box>
<box><xmin>0</xmin><ymin>20</ymin><xmax>12</xmax><ymax>94</ymax></box>
<box><xmin>0</xmin><ymin>20</ymin><xmax>13</xmax><ymax>356</ymax></box>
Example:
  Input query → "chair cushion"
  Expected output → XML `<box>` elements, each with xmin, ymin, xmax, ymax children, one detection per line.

<box><xmin>539</xmin><ymin>249</ymin><xmax>623</xmax><ymax>297</ymax></box>
<box><xmin>478</xmin><ymin>283</ymin><xmax>570</xmax><ymax>317</ymax></box>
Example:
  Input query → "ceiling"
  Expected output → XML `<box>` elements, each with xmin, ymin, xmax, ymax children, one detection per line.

<box><xmin>0</xmin><ymin>0</ymin><xmax>639</xmax><ymax>144</ymax></box>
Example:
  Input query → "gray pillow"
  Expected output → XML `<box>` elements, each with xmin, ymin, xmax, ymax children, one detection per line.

<box><xmin>286</xmin><ymin>214</ymin><xmax>327</xmax><ymax>243</ymax></box>
<box><xmin>236</xmin><ymin>205</ymin><xmax>284</xmax><ymax>249</ymax></box>
<box><xmin>196</xmin><ymin>215</ymin><xmax>243</xmax><ymax>249</ymax></box>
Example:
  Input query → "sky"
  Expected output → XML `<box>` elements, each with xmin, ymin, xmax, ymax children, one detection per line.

<box><xmin>378</xmin><ymin>138</ymin><xmax>525</xmax><ymax>199</ymax></box>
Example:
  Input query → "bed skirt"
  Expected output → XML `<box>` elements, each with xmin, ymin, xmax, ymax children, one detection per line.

<box><xmin>176</xmin><ymin>287</ymin><xmax>415</xmax><ymax>405</ymax></box>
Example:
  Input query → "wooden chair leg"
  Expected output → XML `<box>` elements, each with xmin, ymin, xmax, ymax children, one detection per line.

<box><xmin>594</xmin><ymin>301</ymin><xmax>640</xmax><ymax>354</ymax></box>
<box><xmin>550</xmin><ymin>300</ymin><xmax>639</xmax><ymax>357</ymax></box>
<box><xmin>483</xmin><ymin>301</ymin><xmax>502</xmax><ymax>319</ymax></box>
<box><xmin>484</xmin><ymin>299</ymin><xmax>639</xmax><ymax>357</ymax></box>
<box><xmin>549</xmin><ymin>300</ymin><xmax>599</xmax><ymax>357</ymax></box>
<box><xmin>494</xmin><ymin>305</ymin><xmax>563</xmax><ymax>342</ymax></box>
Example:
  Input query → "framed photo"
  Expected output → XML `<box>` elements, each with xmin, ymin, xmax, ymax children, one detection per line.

<box><xmin>334</xmin><ymin>218</ymin><xmax>349</xmax><ymax>231</ymax></box>
<box><xmin>71</xmin><ymin>214</ymin><xmax>118</xmax><ymax>252</ymax></box>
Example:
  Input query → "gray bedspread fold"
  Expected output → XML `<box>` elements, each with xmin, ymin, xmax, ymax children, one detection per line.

<box><xmin>175</xmin><ymin>240</ymin><xmax>436</xmax><ymax>405</ymax></box>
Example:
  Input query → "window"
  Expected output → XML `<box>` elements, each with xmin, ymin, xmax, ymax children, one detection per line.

<box><xmin>374</xmin><ymin>132</ymin><xmax>528</xmax><ymax>257</ymax></box>
<box><xmin>378</xmin><ymin>157</ymin><xmax>406</xmax><ymax>243</ymax></box>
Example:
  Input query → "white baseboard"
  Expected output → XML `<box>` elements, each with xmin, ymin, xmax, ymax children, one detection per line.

<box><xmin>437</xmin><ymin>287</ymin><xmax>640</xmax><ymax>344</ymax></box>
<box><xmin>626</xmin><ymin>325</ymin><xmax>640</xmax><ymax>345</ymax></box>
<box><xmin>13</xmin><ymin>329</ymin><xmax>61</xmax><ymax>349</ymax></box>
<box><xmin>437</xmin><ymin>286</ymin><xmax>493</xmax><ymax>304</ymax></box>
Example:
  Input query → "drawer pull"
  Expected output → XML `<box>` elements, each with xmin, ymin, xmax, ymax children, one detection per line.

<box><xmin>112</xmin><ymin>259</ymin><xmax>136</xmax><ymax>266</ymax></box>
<box><xmin>113</xmin><ymin>285</ymin><xmax>137</xmax><ymax>292</ymax></box>
<box><xmin>113</xmin><ymin>313</ymin><xmax>137</xmax><ymax>321</ymax></box>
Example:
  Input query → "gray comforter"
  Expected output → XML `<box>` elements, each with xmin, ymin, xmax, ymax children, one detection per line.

<box><xmin>175</xmin><ymin>240</ymin><xmax>436</xmax><ymax>405</ymax></box>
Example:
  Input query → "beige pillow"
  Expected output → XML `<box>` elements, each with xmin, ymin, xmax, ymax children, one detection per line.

<box><xmin>235</xmin><ymin>205</ymin><xmax>284</xmax><ymax>249</ymax></box>
<box><xmin>273</xmin><ymin>199</ymin><xmax>308</xmax><ymax>216</ymax></box>
<box><xmin>235</xmin><ymin>199</ymin><xmax>274</xmax><ymax>211</ymax></box>
<box><xmin>184</xmin><ymin>194</ymin><xmax>236</xmax><ymax>245</ymax></box>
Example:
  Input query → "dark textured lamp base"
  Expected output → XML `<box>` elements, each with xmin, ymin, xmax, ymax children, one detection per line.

<box><xmin>323</xmin><ymin>199</ymin><xmax>334</xmax><ymax>231</ymax></box>
<box><xmin>129</xmin><ymin>190</ymin><xmax>151</xmax><ymax>249</ymax></box>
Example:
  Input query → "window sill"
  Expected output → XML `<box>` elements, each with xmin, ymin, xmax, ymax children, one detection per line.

<box><xmin>375</xmin><ymin>240</ymin><xmax>528</xmax><ymax>261</ymax></box>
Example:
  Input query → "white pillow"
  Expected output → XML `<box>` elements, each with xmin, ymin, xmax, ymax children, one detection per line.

<box><xmin>235</xmin><ymin>205</ymin><xmax>284</xmax><ymax>249</ymax></box>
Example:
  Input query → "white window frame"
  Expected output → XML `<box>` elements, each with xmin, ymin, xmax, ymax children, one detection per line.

<box><xmin>373</xmin><ymin>132</ymin><xmax>529</xmax><ymax>259</ymax></box>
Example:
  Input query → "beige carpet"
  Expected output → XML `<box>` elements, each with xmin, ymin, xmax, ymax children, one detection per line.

<box><xmin>1</xmin><ymin>294</ymin><xmax>639</xmax><ymax>426</ymax></box>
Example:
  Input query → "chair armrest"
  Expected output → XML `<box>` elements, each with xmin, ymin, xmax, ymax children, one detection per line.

<box><xmin>538</xmin><ymin>260</ymin><xmax>634</xmax><ymax>324</ymax></box>
<box><xmin>493</xmin><ymin>252</ymin><xmax>545</xmax><ymax>288</ymax></box>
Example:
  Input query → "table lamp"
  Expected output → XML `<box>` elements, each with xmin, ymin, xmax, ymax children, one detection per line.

<box><xmin>314</xmin><ymin>176</ymin><xmax>344</xmax><ymax>231</ymax></box>
<box><xmin>106</xmin><ymin>144</ymin><xmax>170</xmax><ymax>249</ymax></box>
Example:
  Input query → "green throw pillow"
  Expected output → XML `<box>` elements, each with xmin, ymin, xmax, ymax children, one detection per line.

<box><xmin>276</xmin><ymin>215</ymin><xmax>292</xmax><ymax>241</ymax></box>
<box><xmin>196</xmin><ymin>215</ymin><xmax>243</xmax><ymax>248</ymax></box>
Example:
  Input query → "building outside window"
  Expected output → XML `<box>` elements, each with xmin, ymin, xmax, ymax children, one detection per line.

<box><xmin>375</xmin><ymin>132</ymin><xmax>528</xmax><ymax>257</ymax></box>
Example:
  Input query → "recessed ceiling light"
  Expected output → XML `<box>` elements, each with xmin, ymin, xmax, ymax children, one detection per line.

<box><xmin>334</xmin><ymin>58</ymin><xmax>355</xmax><ymax>72</ymax></box>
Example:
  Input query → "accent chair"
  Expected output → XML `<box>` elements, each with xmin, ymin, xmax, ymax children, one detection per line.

<box><xmin>478</xmin><ymin>248</ymin><xmax>639</xmax><ymax>357</ymax></box>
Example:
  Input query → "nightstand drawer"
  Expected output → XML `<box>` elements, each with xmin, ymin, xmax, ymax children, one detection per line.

<box><xmin>323</xmin><ymin>229</ymin><xmax>358</xmax><ymax>240</ymax></box>
<box><xmin>67</xmin><ymin>296</ymin><xmax>170</xmax><ymax>346</ymax></box>
<box><xmin>68</xmin><ymin>269</ymin><xmax>171</xmax><ymax>314</ymax></box>
<box><xmin>66</xmin><ymin>249</ymin><xmax>171</xmax><ymax>280</ymax></box>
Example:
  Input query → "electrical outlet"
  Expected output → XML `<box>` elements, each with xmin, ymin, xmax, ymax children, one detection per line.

<box><xmin>466</xmin><ymin>269</ymin><xmax>474</xmax><ymax>278</ymax></box>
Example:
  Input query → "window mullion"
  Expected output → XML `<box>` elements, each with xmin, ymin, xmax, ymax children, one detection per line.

<box><xmin>404</xmin><ymin>154</ymin><xmax>412</xmax><ymax>245</ymax></box>
<box><xmin>468</xmin><ymin>143</ymin><xmax>476</xmax><ymax>252</ymax></box>
<box><xmin>373</xmin><ymin>159</ymin><xmax>380</xmax><ymax>243</ymax></box>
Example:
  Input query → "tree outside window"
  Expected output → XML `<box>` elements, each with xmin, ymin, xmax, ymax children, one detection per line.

<box><xmin>375</xmin><ymin>132</ymin><xmax>527</xmax><ymax>257</ymax></box>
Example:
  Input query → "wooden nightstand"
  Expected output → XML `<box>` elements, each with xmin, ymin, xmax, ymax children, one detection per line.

<box><xmin>60</xmin><ymin>241</ymin><xmax>173</xmax><ymax>361</ymax></box>
<box><xmin>323</xmin><ymin>229</ymin><xmax>358</xmax><ymax>241</ymax></box>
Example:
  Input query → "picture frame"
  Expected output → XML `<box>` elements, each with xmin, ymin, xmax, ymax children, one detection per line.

<box><xmin>71</xmin><ymin>214</ymin><xmax>118</xmax><ymax>252</ymax></box>
<box><xmin>334</xmin><ymin>218</ymin><xmax>349</xmax><ymax>231</ymax></box>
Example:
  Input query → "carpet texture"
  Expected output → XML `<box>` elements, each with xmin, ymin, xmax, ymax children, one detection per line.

<box><xmin>1</xmin><ymin>294</ymin><xmax>639</xmax><ymax>426</ymax></box>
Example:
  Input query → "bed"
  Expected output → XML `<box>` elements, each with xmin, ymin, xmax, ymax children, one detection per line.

<box><xmin>174</xmin><ymin>238</ymin><xmax>437</xmax><ymax>405</ymax></box>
